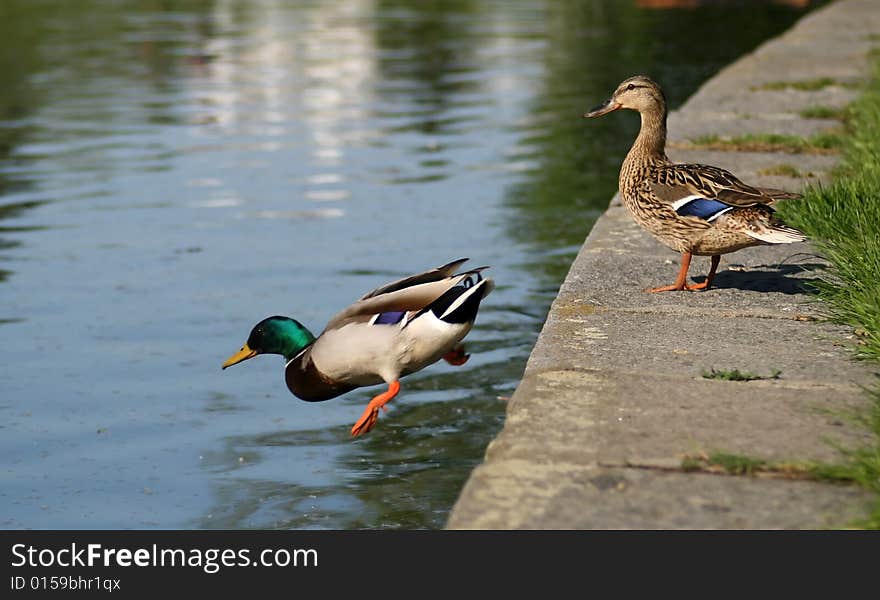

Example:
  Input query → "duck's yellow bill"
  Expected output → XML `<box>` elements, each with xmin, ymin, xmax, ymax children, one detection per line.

<box><xmin>222</xmin><ymin>344</ymin><xmax>257</xmax><ymax>369</ymax></box>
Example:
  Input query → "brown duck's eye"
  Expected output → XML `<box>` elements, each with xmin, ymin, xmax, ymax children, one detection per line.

<box><xmin>626</xmin><ymin>83</ymin><xmax>635</xmax><ymax>91</ymax></box>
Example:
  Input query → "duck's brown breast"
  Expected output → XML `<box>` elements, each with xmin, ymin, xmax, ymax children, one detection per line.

<box><xmin>285</xmin><ymin>353</ymin><xmax>357</xmax><ymax>402</ymax></box>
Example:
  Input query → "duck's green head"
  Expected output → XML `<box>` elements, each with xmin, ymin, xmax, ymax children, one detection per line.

<box><xmin>221</xmin><ymin>316</ymin><xmax>316</xmax><ymax>369</ymax></box>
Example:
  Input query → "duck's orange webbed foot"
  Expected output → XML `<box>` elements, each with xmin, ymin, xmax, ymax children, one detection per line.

<box><xmin>647</xmin><ymin>278</ymin><xmax>712</xmax><ymax>292</ymax></box>
<box><xmin>443</xmin><ymin>344</ymin><xmax>470</xmax><ymax>366</ymax></box>
<box><xmin>351</xmin><ymin>380</ymin><xmax>400</xmax><ymax>437</ymax></box>
<box><xmin>683</xmin><ymin>255</ymin><xmax>720</xmax><ymax>292</ymax></box>
<box><xmin>644</xmin><ymin>253</ymin><xmax>720</xmax><ymax>293</ymax></box>
<box><xmin>646</xmin><ymin>282</ymin><xmax>687</xmax><ymax>293</ymax></box>
<box><xmin>646</xmin><ymin>252</ymin><xmax>692</xmax><ymax>293</ymax></box>
<box><xmin>647</xmin><ymin>280</ymin><xmax>711</xmax><ymax>293</ymax></box>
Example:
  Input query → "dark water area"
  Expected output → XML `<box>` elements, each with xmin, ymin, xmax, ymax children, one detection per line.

<box><xmin>0</xmin><ymin>0</ymin><xmax>822</xmax><ymax>528</ymax></box>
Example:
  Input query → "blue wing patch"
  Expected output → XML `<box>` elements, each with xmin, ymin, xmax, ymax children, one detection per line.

<box><xmin>373</xmin><ymin>310</ymin><xmax>406</xmax><ymax>325</ymax></box>
<box><xmin>674</xmin><ymin>197</ymin><xmax>733</xmax><ymax>221</ymax></box>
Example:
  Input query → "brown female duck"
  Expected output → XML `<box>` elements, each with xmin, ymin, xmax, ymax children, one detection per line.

<box><xmin>585</xmin><ymin>75</ymin><xmax>805</xmax><ymax>292</ymax></box>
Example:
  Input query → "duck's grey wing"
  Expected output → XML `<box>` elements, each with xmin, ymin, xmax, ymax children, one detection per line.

<box><xmin>322</xmin><ymin>259</ymin><xmax>486</xmax><ymax>332</ymax></box>
<box><xmin>358</xmin><ymin>257</ymin><xmax>470</xmax><ymax>300</ymax></box>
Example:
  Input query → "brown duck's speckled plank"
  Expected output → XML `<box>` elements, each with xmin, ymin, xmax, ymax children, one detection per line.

<box><xmin>447</xmin><ymin>0</ymin><xmax>880</xmax><ymax>530</ymax></box>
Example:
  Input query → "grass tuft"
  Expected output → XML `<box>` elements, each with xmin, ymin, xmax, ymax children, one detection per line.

<box><xmin>752</xmin><ymin>77</ymin><xmax>859</xmax><ymax>91</ymax></box>
<box><xmin>709</xmin><ymin>452</ymin><xmax>769</xmax><ymax>475</ymax></box>
<box><xmin>702</xmin><ymin>368</ymin><xmax>781</xmax><ymax>381</ymax></box>
<box><xmin>687</xmin><ymin>132</ymin><xmax>843</xmax><ymax>154</ymax></box>
<box><xmin>758</xmin><ymin>164</ymin><xmax>806</xmax><ymax>177</ymax></box>
<box><xmin>799</xmin><ymin>105</ymin><xmax>848</xmax><ymax>120</ymax></box>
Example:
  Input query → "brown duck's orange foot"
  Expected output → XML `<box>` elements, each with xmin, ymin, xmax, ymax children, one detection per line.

<box><xmin>644</xmin><ymin>254</ymin><xmax>720</xmax><ymax>293</ymax></box>
<box><xmin>684</xmin><ymin>280</ymin><xmax>711</xmax><ymax>291</ymax></box>
<box><xmin>443</xmin><ymin>345</ymin><xmax>470</xmax><ymax>366</ymax></box>
<box><xmin>350</xmin><ymin>380</ymin><xmax>400</xmax><ymax>437</ymax></box>
<box><xmin>646</xmin><ymin>282</ymin><xmax>687</xmax><ymax>293</ymax></box>
<box><xmin>646</xmin><ymin>280</ymin><xmax>711</xmax><ymax>293</ymax></box>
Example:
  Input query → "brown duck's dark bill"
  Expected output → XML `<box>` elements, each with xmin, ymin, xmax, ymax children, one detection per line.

<box><xmin>584</xmin><ymin>100</ymin><xmax>621</xmax><ymax>118</ymax></box>
<box><xmin>222</xmin><ymin>344</ymin><xmax>257</xmax><ymax>369</ymax></box>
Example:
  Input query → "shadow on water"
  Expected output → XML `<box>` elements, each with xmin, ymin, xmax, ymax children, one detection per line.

<box><xmin>0</xmin><ymin>0</ymin><xmax>826</xmax><ymax>529</ymax></box>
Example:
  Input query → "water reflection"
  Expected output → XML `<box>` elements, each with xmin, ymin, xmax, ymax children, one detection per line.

<box><xmin>0</xmin><ymin>0</ymin><xmax>822</xmax><ymax>529</ymax></box>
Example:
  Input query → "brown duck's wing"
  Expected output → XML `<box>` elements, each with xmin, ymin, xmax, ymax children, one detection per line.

<box><xmin>749</xmin><ymin>187</ymin><xmax>802</xmax><ymax>201</ymax></box>
<box><xmin>715</xmin><ymin>185</ymin><xmax>802</xmax><ymax>206</ymax></box>
<box><xmin>652</xmin><ymin>163</ymin><xmax>799</xmax><ymax>207</ymax></box>
<box><xmin>322</xmin><ymin>259</ymin><xmax>487</xmax><ymax>332</ymax></box>
<box><xmin>646</xmin><ymin>181</ymin><xmax>695</xmax><ymax>204</ymax></box>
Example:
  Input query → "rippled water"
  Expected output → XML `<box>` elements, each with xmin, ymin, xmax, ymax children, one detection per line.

<box><xmin>0</xmin><ymin>0</ymin><xmax>820</xmax><ymax>529</ymax></box>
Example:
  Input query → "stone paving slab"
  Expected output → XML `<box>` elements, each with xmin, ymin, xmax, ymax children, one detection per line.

<box><xmin>497</xmin><ymin>370</ymin><xmax>870</xmax><ymax>466</ymax></box>
<box><xmin>669</xmin><ymin>113</ymin><xmax>843</xmax><ymax>140</ymax></box>
<box><xmin>448</xmin><ymin>0</ymin><xmax>880</xmax><ymax>529</ymax></box>
<box><xmin>673</xmin><ymin>87</ymin><xmax>862</xmax><ymax>121</ymax></box>
<box><xmin>528</xmin><ymin>307</ymin><xmax>869</xmax><ymax>388</ymax></box>
<box><xmin>447</xmin><ymin>461</ymin><xmax>870</xmax><ymax>530</ymax></box>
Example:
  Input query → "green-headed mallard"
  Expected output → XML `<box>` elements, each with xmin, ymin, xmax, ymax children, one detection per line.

<box><xmin>222</xmin><ymin>258</ymin><xmax>494</xmax><ymax>436</ymax></box>
<box><xmin>585</xmin><ymin>75</ymin><xmax>805</xmax><ymax>292</ymax></box>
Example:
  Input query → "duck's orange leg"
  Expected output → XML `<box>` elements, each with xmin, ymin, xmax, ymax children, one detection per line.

<box><xmin>443</xmin><ymin>344</ymin><xmax>470</xmax><ymax>366</ymax></box>
<box><xmin>647</xmin><ymin>252</ymin><xmax>693</xmax><ymax>293</ymax></box>
<box><xmin>684</xmin><ymin>255</ymin><xmax>721</xmax><ymax>291</ymax></box>
<box><xmin>351</xmin><ymin>380</ymin><xmax>400</xmax><ymax>437</ymax></box>
<box><xmin>647</xmin><ymin>253</ymin><xmax>719</xmax><ymax>293</ymax></box>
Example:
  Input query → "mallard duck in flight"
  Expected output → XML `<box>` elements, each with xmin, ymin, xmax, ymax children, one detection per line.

<box><xmin>222</xmin><ymin>258</ymin><xmax>494</xmax><ymax>436</ymax></box>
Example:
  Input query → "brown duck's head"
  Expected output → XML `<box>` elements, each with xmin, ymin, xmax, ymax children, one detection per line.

<box><xmin>584</xmin><ymin>75</ymin><xmax>666</xmax><ymax>118</ymax></box>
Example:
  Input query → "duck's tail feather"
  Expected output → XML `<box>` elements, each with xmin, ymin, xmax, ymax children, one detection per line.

<box><xmin>745</xmin><ymin>224</ymin><xmax>807</xmax><ymax>244</ymax></box>
<box><xmin>760</xmin><ymin>187</ymin><xmax>803</xmax><ymax>201</ymax></box>
<box><xmin>428</xmin><ymin>277</ymin><xmax>495</xmax><ymax>325</ymax></box>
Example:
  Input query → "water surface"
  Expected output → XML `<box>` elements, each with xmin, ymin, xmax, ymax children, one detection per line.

<box><xmin>0</xmin><ymin>0</ymin><xmax>821</xmax><ymax>528</ymax></box>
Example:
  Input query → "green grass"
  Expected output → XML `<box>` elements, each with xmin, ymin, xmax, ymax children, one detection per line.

<box><xmin>776</xmin><ymin>74</ymin><xmax>880</xmax><ymax>363</ymax></box>
<box><xmin>769</xmin><ymin>59</ymin><xmax>880</xmax><ymax>528</ymax></box>
<box><xmin>757</xmin><ymin>164</ymin><xmax>806</xmax><ymax>178</ymax></box>
<box><xmin>684</xmin><ymin>451</ymin><xmax>850</xmax><ymax>480</ymax></box>
<box><xmin>708</xmin><ymin>452</ymin><xmax>769</xmax><ymax>475</ymax></box>
<box><xmin>778</xmin><ymin>183</ymin><xmax>880</xmax><ymax>363</ymax></box>
<box><xmin>799</xmin><ymin>105</ymin><xmax>848</xmax><ymax>120</ymax></box>
<box><xmin>687</xmin><ymin>131</ymin><xmax>844</xmax><ymax>154</ymax></box>
<box><xmin>702</xmin><ymin>368</ymin><xmax>782</xmax><ymax>381</ymax></box>
<box><xmin>752</xmin><ymin>77</ymin><xmax>858</xmax><ymax>91</ymax></box>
